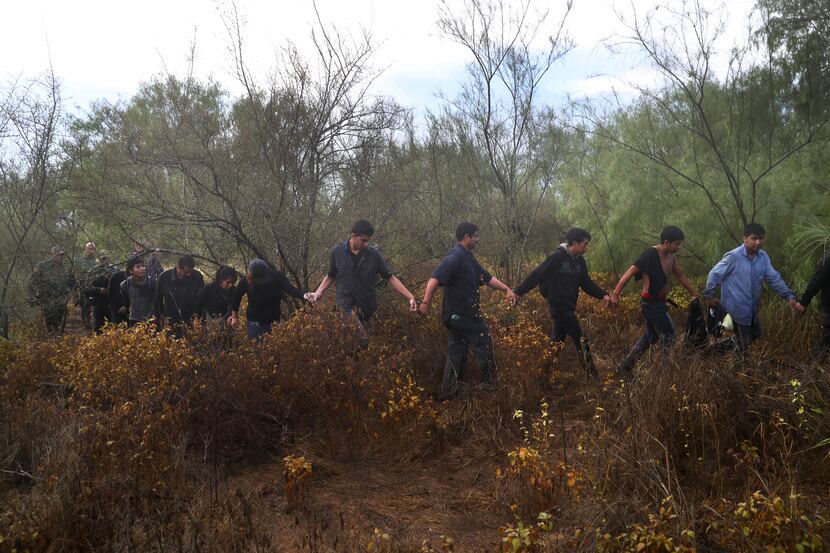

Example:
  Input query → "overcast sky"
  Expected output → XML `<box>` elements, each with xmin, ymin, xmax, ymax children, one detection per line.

<box><xmin>2</xmin><ymin>0</ymin><xmax>757</xmax><ymax>117</ymax></box>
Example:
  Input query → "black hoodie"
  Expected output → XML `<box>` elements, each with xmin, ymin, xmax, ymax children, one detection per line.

<box><xmin>515</xmin><ymin>244</ymin><xmax>607</xmax><ymax>313</ymax></box>
<box><xmin>801</xmin><ymin>252</ymin><xmax>830</xmax><ymax>313</ymax></box>
<box><xmin>194</xmin><ymin>267</ymin><xmax>237</xmax><ymax>319</ymax></box>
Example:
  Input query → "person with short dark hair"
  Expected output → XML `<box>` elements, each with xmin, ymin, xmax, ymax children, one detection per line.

<box><xmin>74</xmin><ymin>242</ymin><xmax>98</xmax><ymax>331</ymax></box>
<box><xmin>610</xmin><ymin>226</ymin><xmax>699</xmax><ymax>373</ymax></box>
<box><xmin>154</xmin><ymin>255</ymin><xmax>205</xmax><ymax>334</ymax></box>
<box><xmin>703</xmin><ymin>224</ymin><xmax>804</xmax><ymax>351</ymax></box>
<box><xmin>120</xmin><ymin>258</ymin><xmax>157</xmax><ymax>326</ymax></box>
<box><xmin>418</xmin><ymin>223</ymin><xmax>517</xmax><ymax>400</ymax></box>
<box><xmin>514</xmin><ymin>228</ymin><xmax>610</xmax><ymax>381</ymax></box>
<box><xmin>308</xmin><ymin>219</ymin><xmax>418</xmax><ymax>345</ymax></box>
<box><xmin>194</xmin><ymin>266</ymin><xmax>237</xmax><ymax>321</ymax></box>
<box><xmin>800</xmin><ymin>251</ymin><xmax>830</xmax><ymax>361</ymax></box>
<box><xmin>229</xmin><ymin>259</ymin><xmax>308</xmax><ymax>340</ymax></box>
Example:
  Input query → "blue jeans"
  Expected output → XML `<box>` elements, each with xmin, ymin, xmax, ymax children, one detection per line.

<box><xmin>247</xmin><ymin>320</ymin><xmax>272</xmax><ymax>341</ymax></box>
<box><xmin>618</xmin><ymin>298</ymin><xmax>675</xmax><ymax>371</ymax></box>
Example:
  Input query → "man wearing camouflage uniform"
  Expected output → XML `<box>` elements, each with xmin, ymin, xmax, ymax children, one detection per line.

<box><xmin>74</xmin><ymin>242</ymin><xmax>99</xmax><ymax>331</ymax></box>
<box><xmin>29</xmin><ymin>245</ymin><xmax>75</xmax><ymax>334</ymax></box>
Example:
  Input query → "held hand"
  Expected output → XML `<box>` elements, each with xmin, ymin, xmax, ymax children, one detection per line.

<box><xmin>602</xmin><ymin>294</ymin><xmax>611</xmax><ymax>307</ymax></box>
<box><xmin>789</xmin><ymin>298</ymin><xmax>805</xmax><ymax>313</ymax></box>
<box><xmin>505</xmin><ymin>289</ymin><xmax>518</xmax><ymax>306</ymax></box>
<box><xmin>418</xmin><ymin>301</ymin><xmax>430</xmax><ymax>316</ymax></box>
<box><xmin>228</xmin><ymin>315</ymin><xmax>238</xmax><ymax>328</ymax></box>
<box><xmin>303</xmin><ymin>292</ymin><xmax>318</xmax><ymax>303</ymax></box>
<box><xmin>609</xmin><ymin>293</ymin><xmax>620</xmax><ymax>306</ymax></box>
<box><xmin>408</xmin><ymin>297</ymin><xmax>418</xmax><ymax>312</ymax></box>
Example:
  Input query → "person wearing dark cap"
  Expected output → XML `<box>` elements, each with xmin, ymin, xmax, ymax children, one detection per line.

<box><xmin>154</xmin><ymin>255</ymin><xmax>205</xmax><ymax>335</ymax></box>
<box><xmin>229</xmin><ymin>259</ymin><xmax>308</xmax><ymax>340</ymax></box>
<box><xmin>28</xmin><ymin>245</ymin><xmax>75</xmax><ymax>334</ymax></box>
<box><xmin>308</xmin><ymin>219</ymin><xmax>418</xmax><ymax>345</ymax></box>
<box><xmin>194</xmin><ymin>266</ymin><xmax>237</xmax><ymax>322</ymax></box>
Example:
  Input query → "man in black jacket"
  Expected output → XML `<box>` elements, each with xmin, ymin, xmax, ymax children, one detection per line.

<box><xmin>514</xmin><ymin>228</ymin><xmax>610</xmax><ymax>381</ymax></box>
<box><xmin>800</xmin><ymin>251</ymin><xmax>830</xmax><ymax>361</ymax></box>
<box><xmin>83</xmin><ymin>251</ymin><xmax>117</xmax><ymax>333</ymax></box>
<box><xmin>154</xmin><ymin>255</ymin><xmax>205</xmax><ymax>335</ymax></box>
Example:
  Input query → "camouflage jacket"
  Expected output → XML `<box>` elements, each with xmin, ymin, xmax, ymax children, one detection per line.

<box><xmin>29</xmin><ymin>260</ymin><xmax>75</xmax><ymax>307</ymax></box>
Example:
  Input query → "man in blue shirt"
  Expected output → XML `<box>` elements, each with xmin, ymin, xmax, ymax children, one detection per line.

<box><xmin>703</xmin><ymin>223</ymin><xmax>804</xmax><ymax>351</ymax></box>
<box><xmin>419</xmin><ymin>222</ymin><xmax>516</xmax><ymax>400</ymax></box>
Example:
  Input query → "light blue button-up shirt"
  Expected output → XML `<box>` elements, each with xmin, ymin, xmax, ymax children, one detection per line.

<box><xmin>703</xmin><ymin>244</ymin><xmax>795</xmax><ymax>326</ymax></box>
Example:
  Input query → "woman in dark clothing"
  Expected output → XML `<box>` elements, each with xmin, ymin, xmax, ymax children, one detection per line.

<box><xmin>229</xmin><ymin>259</ymin><xmax>308</xmax><ymax>340</ymax></box>
<box><xmin>194</xmin><ymin>266</ymin><xmax>237</xmax><ymax>321</ymax></box>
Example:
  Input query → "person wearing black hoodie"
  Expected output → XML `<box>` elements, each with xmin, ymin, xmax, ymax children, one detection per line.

<box><xmin>514</xmin><ymin>228</ymin><xmax>610</xmax><ymax>381</ymax></box>
<box><xmin>229</xmin><ymin>259</ymin><xmax>308</xmax><ymax>340</ymax></box>
<box><xmin>154</xmin><ymin>255</ymin><xmax>205</xmax><ymax>335</ymax></box>
<box><xmin>800</xmin><ymin>251</ymin><xmax>830</xmax><ymax>361</ymax></box>
<box><xmin>194</xmin><ymin>266</ymin><xmax>237</xmax><ymax>321</ymax></box>
<box><xmin>108</xmin><ymin>265</ymin><xmax>128</xmax><ymax>325</ymax></box>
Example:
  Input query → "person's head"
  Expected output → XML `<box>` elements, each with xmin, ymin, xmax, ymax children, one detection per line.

<box><xmin>98</xmin><ymin>250</ymin><xmax>110</xmax><ymax>265</ymax></box>
<box><xmin>247</xmin><ymin>259</ymin><xmax>270</xmax><ymax>287</ymax></box>
<box><xmin>127</xmin><ymin>257</ymin><xmax>146</xmax><ymax>279</ymax></box>
<box><xmin>349</xmin><ymin>219</ymin><xmax>375</xmax><ymax>252</ymax></box>
<box><xmin>49</xmin><ymin>245</ymin><xmax>65</xmax><ymax>262</ymax></box>
<box><xmin>176</xmin><ymin>255</ymin><xmax>196</xmax><ymax>279</ymax></box>
<box><xmin>743</xmin><ymin>223</ymin><xmax>766</xmax><ymax>254</ymax></box>
<box><xmin>84</xmin><ymin>242</ymin><xmax>97</xmax><ymax>257</ymax></box>
<box><xmin>565</xmin><ymin>228</ymin><xmax>592</xmax><ymax>256</ymax></box>
<box><xmin>659</xmin><ymin>226</ymin><xmax>685</xmax><ymax>253</ymax></box>
<box><xmin>215</xmin><ymin>265</ymin><xmax>237</xmax><ymax>290</ymax></box>
<box><xmin>455</xmin><ymin>222</ymin><xmax>480</xmax><ymax>249</ymax></box>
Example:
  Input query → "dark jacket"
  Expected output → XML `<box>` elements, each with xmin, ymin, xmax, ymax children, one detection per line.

<box><xmin>328</xmin><ymin>241</ymin><xmax>394</xmax><ymax>319</ymax></box>
<box><xmin>801</xmin><ymin>253</ymin><xmax>830</xmax><ymax>313</ymax></box>
<box><xmin>108</xmin><ymin>271</ymin><xmax>127</xmax><ymax>323</ymax></box>
<box><xmin>230</xmin><ymin>270</ymin><xmax>305</xmax><ymax>325</ymax></box>
<box><xmin>514</xmin><ymin>245</ymin><xmax>607</xmax><ymax>314</ymax></box>
<box><xmin>194</xmin><ymin>268</ymin><xmax>236</xmax><ymax>320</ymax></box>
<box><xmin>154</xmin><ymin>268</ymin><xmax>205</xmax><ymax>325</ymax></box>
<box><xmin>84</xmin><ymin>265</ymin><xmax>115</xmax><ymax>311</ymax></box>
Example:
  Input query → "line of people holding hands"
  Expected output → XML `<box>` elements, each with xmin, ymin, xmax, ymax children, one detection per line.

<box><xmin>31</xmin><ymin>219</ymin><xmax>829</xmax><ymax>400</ymax></box>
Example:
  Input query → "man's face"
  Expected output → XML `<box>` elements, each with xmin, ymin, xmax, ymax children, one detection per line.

<box><xmin>664</xmin><ymin>240</ymin><xmax>683</xmax><ymax>254</ymax></box>
<box><xmin>463</xmin><ymin>231</ymin><xmax>481</xmax><ymax>250</ymax></box>
<box><xmin>84</xmin><ymin>244</ymin><xmax>96</xmax><ymax>257</ymax></box>
<box><xmin>743</xmin><ymin>233</ymin><xmax>765</xmax><ymax>254</ymax></box>
<box><xmin>51</xmin><ymin>251</ymin><xmax>65</xmax><ymax>264</ymax></box>
<box><xmin>132</xmin><ymin>263</ymin><xmax>146</xmax><ymax>278</ymax></box>
<box><xmin>570</xmin><ymin>240</ymin><xmax>590</xmax><ymax>256</ymax></box>
<box><xmin>350</xmin><ymin>233</ymin><xmax>371</xmax><ymax>252</ymax></box>
<box><xmin>99</xmin><ymin>256</ymin><xmax>110</xmax><ymax>266</ymax></box>
<box><xmin>176</xmin><ymin>265</ymin><xmax>194</xmax><ymax>279</ymax></box>
<box><xmin>219</xmin><ymin>278</ymin><xmax>235</xmax><ymax>290</ymax></box>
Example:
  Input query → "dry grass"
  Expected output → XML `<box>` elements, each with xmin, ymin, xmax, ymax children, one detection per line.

<box><xmin>0</xmin><ymin>288</ymin><xmax>828</xmax><ymax>551</ymax></box>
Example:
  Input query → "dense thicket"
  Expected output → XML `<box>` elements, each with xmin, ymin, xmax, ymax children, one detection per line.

<box><xmin>2</xmin><ymin>0</ymin><xmax>829</xmax><ymax>336</ymax></box>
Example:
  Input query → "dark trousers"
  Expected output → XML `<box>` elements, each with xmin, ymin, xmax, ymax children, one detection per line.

<box><xmin>734</xmin><ymin>318</ymin><xmax>762</xmax><ymax>352</ymax></box>
<box><xmin>247</xmin><ymin>320</ymin><xmax>272</xmax><ymax>341</ymax></box>
<box><xmin>619</xmin><ymin>299</ymin><xmax>675</xmax><ymax>371</ymax></box>
<box><xmin>551</xmin><ymin>309</ymin><xmax>596</xmax><ymax>373</ymax></box>
<box><xmin>441</xmin><ymin>314</ymin><xmax>495</xmax><ymax>399</ymax></box>
<box><xmin>92</xmin><ymin>305</ymin><xmax>110</xmax><ymax>334</ymax></box>
<box><xmin>812</xmin><ymin>311</ymin><xmax>830</xmax><ymax>361</ymax></box>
